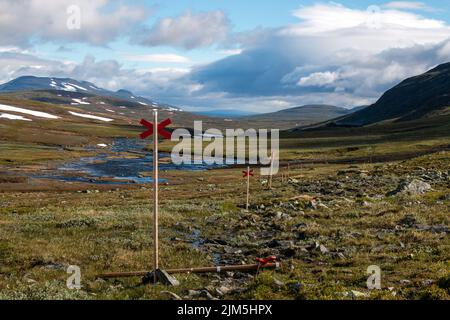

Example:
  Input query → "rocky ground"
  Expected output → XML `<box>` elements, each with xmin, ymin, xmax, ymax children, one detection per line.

<box><xmin>176</xmin><ymin>154</ymin><xmax>449</xmax><ymax>300</ymax></box>
<box><xmin>0</xmin><ymin>150</ymin><xmax>449</xmax><ymax>300</ymax></box>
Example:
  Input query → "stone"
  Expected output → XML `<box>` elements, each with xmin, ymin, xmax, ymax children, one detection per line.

<box><xmin>388</xmin><ymin>179</ymin><xmax>432</xmax><ymax>196</ymax></box>
<box><xmin>161</xmin><ymin>291</ymin><xmax>182</xmax><ymax>300</ymax></box>
<box><xmin>317</xmin><ymin>203</ymin><xmax>329</xmax><ymax>209</ymax></box>
<box><xmin>398</xmin><ymin>214</ymin><xmax>417</xmax><ymax>227</ymax></box>
<box><xmin>361</xmin><ymin>201</ymin><xmax>371</xmax><ymax>207</ymax></box>
<box><xmin>319</xmin><ymin>244</ymin><xmax>329</xmax><ymax>254</ymax></box>
<box><xmin>24</xmin><ymin>277</ymin><xmax>37</xmax><ymax>284</ymax></box>
<box><xmin>273</xmin><ymin>278</ymin><xmax>285</xmax><ymax>288</ymax></box>
<box><xmin>216</xmin><ymin>286</ymin><xmax>232</xmax><ymax>296</ymax></box>
<box><xmin>143</xmin><ymin>270</ymin><xmax>180</xmax><ymax>286</ymax></box>
<box><xmin>345</xmin><ymin>290</ymin><xmax>368</xmax><ymax>298</ymax></box>
<box><xmin>415</xmin><ymin>224</ymin><xmax>450</xmax><ymax>234</ymax></box>
<box><xmin>205</xmin><ymin>215</ymin><xmax>221</xmax><ymax>224</ymax></box>
<box><xmin>439</xmin><ymin>194</ymin><xmax>450</xmax><ymax>201</ymax></box>
<box><xmin>275</xmin><ymin>211</ymin><xmax>292</xmax><ymax>221</ymax></box>
<box><xmin>188</xmin><ymin>289</ymin><xmax>214</xmax><ymax>300</ymax></box>
<box><xmin>287</xmin><ymin>282</ymin><xmax>302</xmax><ymax>294</ymax></box>
<box><xmin>422</xmin><ymin>279</ymin><xmax>435</xmax><ymax>286</ymax></box>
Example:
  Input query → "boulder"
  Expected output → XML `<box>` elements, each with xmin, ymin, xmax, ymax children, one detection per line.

<box><xmin>387</xmin><ymin>179</ymin><xmax>432</xmax><ymax>196</ymax></box>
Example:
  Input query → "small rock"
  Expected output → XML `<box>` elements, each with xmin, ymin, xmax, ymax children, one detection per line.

<box><xmin>345</xmin><ymin>290</ymin><xmax>368</xmax><ymax>298</ymax></box>
<box><xmin>216</xmin><ymin>286</ymin><xmax>232</xmax><ymax>296</ymax></box>
<box><xmin>317</xmin><ymin>203</ymin><xmax>329</xmax><ymax>209</ymax></box>
<box><xmin>398</xmin><ymin>214</ymin><xmax>417</xmax><ymax>227</ymax></box>
<box><xmin>400</xmin><ymin>279</ymin><xmax>411</xmax><ymax>286</ymax></box>
<box><xmin>205</xmin><ymin>215</ymin><xmax>221</xmax><ymax>224</ymax></box>
<box><xmin>319</xmin><ymin>244</ymin><xmax>329</xmax><ymax>254</ymax></box>
<box><xmin>188</xmin><ymin>289</ymin><xmax>214</xmax><ymax>300</ymax></box>
<box><xmin>287</xmin><ymin>282</ymin><xmax>302</xmax><ymax>294</ymax></box>
<box><xmin>439</xmin><ymin>194</ymin><xmax>450</xmax><ymax>201</ymax></box>
<box><xmin>161</xmin><ymin>291</ymin><xmax>182</xmax><ymax>300</ymax></box>
<box><xmin>43</xmin><ymin>263</ymin><xmax>66</xmax><ymax>271</ymax></box>
<box><xmin>273</xmin><ymin>278</ymin><xmax>285</xmax><ymax>288</ymax></box>
<box><xmin>275</xmin><ymin>211</ymin><xmax>292</xmax><ymax>221</ymax></box>
<box><xmin>422</xmin><ymin>279</ymin><xmax>435</xmax><ymax>287</ymax></box>
<box><xmin>25</xmin><ymin>278</ymin><xmax>37</xmax><ymax>284</ymax></box>
<box><xmin>361</xmin><ymin>201</ymin><xmax>371</xmax><ymax>207</ymax></box>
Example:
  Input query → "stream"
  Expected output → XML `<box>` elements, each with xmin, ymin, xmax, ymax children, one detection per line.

<box><xmin>35</xmin><ymin>138</ymin><xmax>224</xmax><ymax>184</ymax></box>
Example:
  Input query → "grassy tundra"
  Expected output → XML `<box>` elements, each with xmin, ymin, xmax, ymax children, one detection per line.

<box><xmin>0</xmin><ymin>113</ymin><xmax>449</xmax><ymax>300</ymax></box>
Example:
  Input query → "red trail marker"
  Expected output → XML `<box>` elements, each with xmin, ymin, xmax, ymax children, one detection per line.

<box><xmin>140</xmin><ymin>118</ymin><xmax>172</xmax><ymax>140</ymax></box>
<box><xmin>139</xmin><ymin>113</ymin><xmax>173</xmax><ymax>284</ymax></box>
<box><xmin>242</xmin><ymin>168</ymin><xmax>254</xmax><ymax>178</ymax></box>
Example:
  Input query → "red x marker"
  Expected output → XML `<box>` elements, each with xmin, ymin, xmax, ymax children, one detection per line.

<box><xmin>256</xmin><ymin>255</ymin><xmax>277</xmax><ymax>266</ymax></box>
<box><xmin>139</xmin><ymin>118</ymin><xmax>172</xmax><ymax>140</ymax></box>
<box><xmin>243</xmin><ymin>169</ymin><xmax>254</xmax><ymax>178</ymax></box>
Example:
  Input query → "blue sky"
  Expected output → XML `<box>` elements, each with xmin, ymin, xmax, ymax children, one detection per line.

<box><xmin>1</xmin><ymin>0</ymin><xmax>450</xmax><ymax>112</ymax></box>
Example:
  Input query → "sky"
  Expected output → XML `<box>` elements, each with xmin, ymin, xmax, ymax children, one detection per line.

<box><xmin>0</xmin><ymin>0</ymin><xmax>450</xmax><ymax>113</ymax></box>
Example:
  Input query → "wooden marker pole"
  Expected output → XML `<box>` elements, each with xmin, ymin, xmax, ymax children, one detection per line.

<box><xmin>246</xmin><ymin>166</ymin><xmax>250</xmax><ymax>210</ymax></box>
<box><xmin>269</xmin><ymin>151</ymin><xmax>273</xmax><ymax>189</ymax></box>
<box><xmin>139</xmin><ymin>114</ymin><xmax>173</xmax><ymax>285</ymax></box>
<box><xmin>242</xmin><ymin>167</ymin><xmax>254</xmax><ymax>210</ymax></box>
<box><xmin>152</xmin><ymin>109</ymin><xmax>159</xmax><ymax>284</ymax></box>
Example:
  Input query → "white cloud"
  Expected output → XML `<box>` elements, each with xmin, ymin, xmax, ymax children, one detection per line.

<box><xmin>185</xmin><ymin>3</ymin><xmax>450</xmax><ymax>111</ymax></box>
<box><xmin>0</xmin><ymin>0</ymin><xmax>149</xmax><ymax>46</ymax></box>
<box><xmin>298</xmin><ymin>71</ymin><xmax>339</xmax><ymax>87</ymax></box>
<box><xmin>124</xmin><ymin>54</ymin><xmax>191</xmax><ymax>63</ymax></box>
<box><xmin>219</xmin><ymin>49</ymin><xmax>243</xmax><ymax>56</ymax></box>
<box><xmin>383</xmin><ymin>1</ymin><xmax>431</xmax><ymax>10</ymax></box>
<box><xmin>137</xmin><ymin>10</ymin><xmax>231</xmax><ymax>49</ymax></box>
<box><xmin>1</xmin><ymin>2</ymin><xmax>450</xmax><ymax>113</ymax></box>
<box><xmin>286</xmin><ymin>3</ymin><xmax>449</xmax><ymax>52</ymax></box>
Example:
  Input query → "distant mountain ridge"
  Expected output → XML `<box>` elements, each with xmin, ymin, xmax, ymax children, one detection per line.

<box><xmin>334</xmin><ymin>63</ymin><xmax>450</xmax><ymax>126</ymax></box>
<box><xmin>245</xmin><ymin>104</ymin><xmax>351</xmax><ymax>122</ymax></box>
<box><xmin>194</xmin><ymin>109</ymin><xmax>260</xmax><ymax>118</ymax></box>
<box><xmin>0</xmin><ymin>76</ymin><xmax>183</xmax><ymax>111</ymax></box>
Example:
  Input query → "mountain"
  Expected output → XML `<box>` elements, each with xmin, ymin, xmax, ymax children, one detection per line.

<box><xmin>333</xmin><ymin>63</ymin><xmax>450</xmax><ymax>127</ymax></box>
<box><xmin>194</xmin><ymin>109</ymin><xmax>260</xmax><ymax>118</ymax></box>
<box><xmin>0</xmin><ymin>76</ymin><xmax>169</xmax><ymax>109</ymax></box>
<box><xmin>240</xmin><ymin>104</ymin><xmax>352</xmax><ymax>129</ymax></box>
<box><xmin>349</xmin><ymin>105</ymin><xmax>368</xmax><ymax>113</ymax></box>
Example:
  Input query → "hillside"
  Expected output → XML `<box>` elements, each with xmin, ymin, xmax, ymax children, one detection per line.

<box><xmin>334</xmin><ymin>63</ymin><xmax>450</xmax><ymax>126</ymax></box>
<box><xmin>236</xmin><ymin>105</ymin><xmax>351</xmax><ymax>130</ymax></box>
<box><xmin>0</xmin><ymin>76</ymin><xmax>182</xmax><ymax>112</ymax></box>
<box><xmin>194</xmin><ymin>109</ymin><xmax>259</xmax><ymax>118</ymax></box>
<box><xmin>0</xmin><ymin>78</ymin><xmax>358</xmax><ymax>132</ymax></box>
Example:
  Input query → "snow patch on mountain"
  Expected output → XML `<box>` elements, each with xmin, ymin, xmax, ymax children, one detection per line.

<box><xmin>0</xmin><ymin>113</ymin><xmax>32</xmax><ymax>121</ymax></box>
<box><xmin>68</xmin><ymin>111</ymin><xmax>113</xmax><ymax>122</ymax></box>
<box><xmin>68</xmin><ymin>83</ymin><xmax>87</xmax><ymax>91</ymax></box>
<box><xmin>71</xmin><ymin>98</ymin><xmax>90</xmax><ymax>105</ymax></box>
<box><xmin>0</xmin><ymin>104</ymin><xmax>59</xmax><ymax>119</ymax></box>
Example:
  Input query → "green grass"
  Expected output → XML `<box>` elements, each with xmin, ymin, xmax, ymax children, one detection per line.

<box><xmin>0</xmin><ymin>101</ymin><xmax>449</xmax><ymax>300</ymax></box>
<box><xmin>0</xmin><ymin>150</ymin><xmax>448</xmax><ymax>300</ymax></box>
